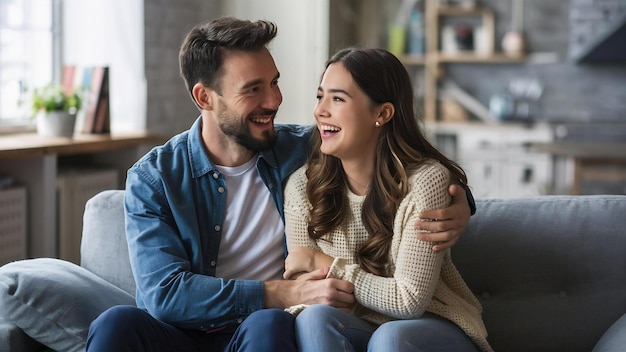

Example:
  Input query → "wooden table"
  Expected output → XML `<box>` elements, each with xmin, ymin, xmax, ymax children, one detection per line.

<box><xmin>0</xmin><ymin>132</ymin><xmax>166</xmax><ymax>160</ymax></box>
<box><xmin>531</xmin><ymin>141</ymin><xmax>626</xmax><ymax>195</ymax></box>
<box><xmin>0</xmin><ymin>131</ymin><xmax>167</xmax><ymax>258</ymax></box>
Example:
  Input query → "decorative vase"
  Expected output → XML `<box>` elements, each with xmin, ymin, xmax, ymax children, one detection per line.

<box><xmin>36</xmin><ymin>110</ymin><xmax>77</xmax><ymax>138</ymax></box>
<box><xmin>502</xmin><ymin>0</ymin><xmax>526</xmax><ymax>57</ymax></box>
<box><xmin>502</xmin><ymin>31</ymin><xmax>525</xmax><ymax>56</ymax></box>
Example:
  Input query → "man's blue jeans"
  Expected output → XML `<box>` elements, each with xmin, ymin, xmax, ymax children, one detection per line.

<box><xmin>86</xmin><ymin>305</ymin><xmax>296</xmax><ymax>352</ymax></box>
<box><xmin>294</xmin><ymin>304</ymin><xmax>479</xmax><ymax>352</ymax></box>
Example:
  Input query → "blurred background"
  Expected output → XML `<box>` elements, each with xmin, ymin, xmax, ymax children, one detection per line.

<box><xmin>1</xmin><ymin>0</ymin><xmax>625</xmax><ymax>196</ymax></box>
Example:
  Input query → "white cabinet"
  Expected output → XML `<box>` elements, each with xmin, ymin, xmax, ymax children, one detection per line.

<box><xmin>426</xmin><ymin>122</ymin><xmax>553</xmax><ymax>198</ymax></box>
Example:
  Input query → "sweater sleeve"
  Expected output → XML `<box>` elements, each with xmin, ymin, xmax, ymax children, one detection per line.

<box><xmin>327</xmin><ymin>160</ymin><xmax>452</xmax><ymax>319</ymax></box>
<box><xmin>284</xmin><ymin>166</ymin><xmax>320</xmax><ymax>252</ymax></box>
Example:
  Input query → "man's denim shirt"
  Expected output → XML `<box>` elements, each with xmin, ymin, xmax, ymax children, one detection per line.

<box><xmin>124</xmin><ymin>117</ymin><xmax>312</xmax><ymax>332</ymax></box>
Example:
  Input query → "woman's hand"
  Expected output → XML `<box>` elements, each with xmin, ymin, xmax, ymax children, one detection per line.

<box><xmin>284</xmin><ymin>247</ymin><xmax>334</xmax><ymax>280</ymax></box>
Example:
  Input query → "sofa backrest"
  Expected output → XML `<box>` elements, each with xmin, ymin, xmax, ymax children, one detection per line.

<box><xmin>453</xmin><ymin>195</ymin><xmax>626</xmax><ymax>352</ymax></box>
<box><xmin>81</xmin><ymin>189</ymin><xmax>135</xmax><ymax>296</ymax></box>
<box><xmin>80</xmin><ymin>190</ymin><xmax>626</xmax><ymax>352</ymax></box>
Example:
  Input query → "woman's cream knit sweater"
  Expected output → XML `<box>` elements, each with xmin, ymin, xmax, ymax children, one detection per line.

<box><xmin>284</xmin><ymin>159</ymin><xmax>493</xmax><ymax>352</ymax></box>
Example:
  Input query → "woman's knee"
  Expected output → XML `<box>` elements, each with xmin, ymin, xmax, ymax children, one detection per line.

<box><xmin>369</xmin><ymin>316</ymin><xmax>478</xmax><ymax>352</ymax></box>
<box><xmin>230</xmin><ymin>309</ymin><xmax>297</xmax><ymax>352</ymax></box>
<box><xmin>295</xmin><ymin>304</ymin><xmax>337</xmax><ymax>327</ymax></box>
<box><xmin>245</xmin><ymin>308</ymin><xmax>295</xmax><ymax>331</ymax></box>
<box><xmin>369</xmin><ymin>322</ymin><xmax>405</xmax><ymax>343</ymax></box>
<box><xmin>295</xmin><ymin>305</ymin><xmax>373</xmax><ymax>352</ymax></box>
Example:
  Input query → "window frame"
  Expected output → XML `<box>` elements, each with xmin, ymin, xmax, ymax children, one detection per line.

<box><xmin>0</xmin><ymin>0</ymin><xmax>61</xmax><ymax>133</ymax></box>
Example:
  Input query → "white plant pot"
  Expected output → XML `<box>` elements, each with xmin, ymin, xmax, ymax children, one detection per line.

<box><xmin>36</xmin><ymin>111</ymin><xmax>77</xmax><ymax>138</ymax></box>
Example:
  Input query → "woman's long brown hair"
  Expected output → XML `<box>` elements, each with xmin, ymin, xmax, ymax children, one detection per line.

<box><xmin>306</xmin><ymin>48</ymin><xmax>466</xmax><ymax>276</ymax></box>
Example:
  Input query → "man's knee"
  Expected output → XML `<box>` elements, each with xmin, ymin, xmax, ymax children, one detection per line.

<box><xmin>87</xmin><ymin>305</ymin><xmax>146</xmax><ymax>349</ymax></box>
<box><xmin>90</xmin><ymin>306</ymin><xmax>143</xmax><ymax>332</ymax></box>
<box><xmin>243</xmin><ymin>308</ymin><xmax>294</xmax><ymax>332</ymax></box>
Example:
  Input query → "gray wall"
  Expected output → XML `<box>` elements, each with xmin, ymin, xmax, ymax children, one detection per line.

<box><xmin>448</xmin><ymin>0</ymin><xmax>626</xmax><ymax>123</ymax></box>
<box><xmin>143</xmin><ymin>0</ymin><xmax>223</xmax><ymax>136</ymax></box>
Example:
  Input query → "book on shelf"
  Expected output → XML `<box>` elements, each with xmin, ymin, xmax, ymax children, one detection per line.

<box><xmin>80</xmin><ymin>66</ymin><xmax>110</xmax><ymax>134</ymax></box>
<box><xmin>61</xmin><ymin>65</ymin><xmax>76</xmax><ymax>96</ymax></box>
<box><xmin>61</xmin><ymin>65</ymin><xmax>110</xmax><ymax>134</ymax></box>
<box><xmin>92</xmin><ymin>67</ymin><xmax>110</xmax><ymax>134</ymax></box>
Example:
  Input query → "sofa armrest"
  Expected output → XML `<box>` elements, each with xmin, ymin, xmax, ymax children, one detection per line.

<box><xmin>593</xmin><ymin>313</ymin><xmax>626</xmax><ymax>352</ymax></box>
<box><xmin>0</xmin><ymin>320</ymin><xmax>47</xmax><ymax>352</ymax></box>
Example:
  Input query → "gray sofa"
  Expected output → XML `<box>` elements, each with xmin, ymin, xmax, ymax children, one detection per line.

<box><xmin>1</xmin><ymin>190</ymin><xmax>625</xmax><ymax>352</ymax></box>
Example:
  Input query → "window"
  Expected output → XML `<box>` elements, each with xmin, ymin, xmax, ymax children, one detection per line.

<box><xmin>0</xmin><ymin>0</ymin><xmax>59</xmax><ymax>126</ymax></box>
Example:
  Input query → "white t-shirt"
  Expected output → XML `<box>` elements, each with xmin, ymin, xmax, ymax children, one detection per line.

<box><xmin>214</xmin><ymin>157</ymin><xmax>285</xmax><ymax>281</ymax></box>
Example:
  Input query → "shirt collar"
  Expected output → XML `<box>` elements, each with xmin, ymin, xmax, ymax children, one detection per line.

<box><xmin>187</xmin><ymin>116</ymin><xmax>278</xmax><ymax>178</ymax></box>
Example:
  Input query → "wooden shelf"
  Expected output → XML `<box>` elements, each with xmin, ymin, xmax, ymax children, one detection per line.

<box><xmin>400</xmin><ymin>55</ymin><xmax>426</xmax><ymax>65</ymax></box>
<box><xmin>531</xmin><ymin>141</ymin><xmax>626</xmax><ymax>160</ymax></box>
<box><xmin>402</xmin><ymin>53</ymin><xmax>526</xmax><ymax>65</ymax></box>
<box><xmin>435</xmin><ymin>53</ymin><xmax>526</xmax><ymax>63</ymax></box>
<box><xmin>0</xmin><ymin>132</ymin><xmax>166</xmax><ymax>160</ymax></box>
<box><xmin>437</xmin><ymin>5</ymin><xmax>489</xmax><ymax>16</ymax></box>
<box><xmin>416</xmin><ymin>0</ymin><xmax>527</xmax><ymax>122</ymax></box>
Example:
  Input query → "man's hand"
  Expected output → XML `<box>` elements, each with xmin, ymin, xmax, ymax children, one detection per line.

<box><xmin>265</xmin><ymin>267</ymin><xmax>355</xmax><ymax>309</ymax></box>
<box><xmin>416</xmin><ymin>184</ymin><xmax>471</xmax><ymax>252</ymax></box>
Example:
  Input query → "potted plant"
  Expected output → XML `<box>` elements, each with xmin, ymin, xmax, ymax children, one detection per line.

<box><xmin>32</xmin><ymin>85</ymin><xmax>82</xmax><ymax>137</ymax></box>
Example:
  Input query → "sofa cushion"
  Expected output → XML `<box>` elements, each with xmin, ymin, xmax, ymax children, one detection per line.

<box><xmin>593</xmin><ymin>313</ymin><xmax>626</xmax><ymax>352</ymax></box>
<box><xmin>0</xmin><ymin>320</ymin><xmax>46</xmax><ymax>352</ymax></box>
<box><xmin>0</xmin><ymin>258</ymin><xmax>135</xmax><ymax>352</ymax></box>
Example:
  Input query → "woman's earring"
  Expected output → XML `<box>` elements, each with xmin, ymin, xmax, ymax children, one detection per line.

<box><xmin>375</xmin><ymin>121</ymin><xmax>381</xmax><ymax>127</ymax></box>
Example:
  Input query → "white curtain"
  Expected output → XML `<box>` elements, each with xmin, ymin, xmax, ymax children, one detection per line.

<box><xmin>63</xmin><ymin>0</ymin><xmax>145</xmax><ymax>132</ymax></box>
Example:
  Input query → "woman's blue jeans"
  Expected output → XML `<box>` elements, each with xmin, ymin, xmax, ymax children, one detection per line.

<box><xmin>294</xmin><ymin>304</ymin><xmax>479</xmax><ymax>352</ymax></box>
<box><xmin>86</xmin><ymin>305</ymin><xmax>297</xmax><ymax>352</ymax></box>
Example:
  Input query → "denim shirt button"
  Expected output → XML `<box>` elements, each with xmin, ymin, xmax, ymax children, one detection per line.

<box><xmin>218</xmin><ymin>186</ymin><xmax>225</xmax><ymax>193</ymax></box>
<box><xmin>214</xmin><ymin>225</ymin><xmax>221</xmax><ymax>231</ymax></box>
<box><xmin>237</xmin><ymin>318</ymin><xmax>243</xmax><ymax>324</ymax></box>
<box><xmin>268</xmin><ymin>183</ymin><xmax>274</xmax><ymax>189</ymax></box>
<box><xmin>212</xmin><ymin>172</ymin><xmax>219</xmax><ymax>179</ymax></box>
<box><xmin>210</xmin><ymin>260</ymin><xmax>216</xmax><ymax>267</ymax></box>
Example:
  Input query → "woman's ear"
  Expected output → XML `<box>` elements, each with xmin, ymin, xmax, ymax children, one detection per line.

<box><xmin>377</xmin><ymin>102</ymin><xmax>395</xmax><ymax>126</ymax></box>
<box><xmin>192</xmin><ymin>83</ymin><xmax>213</xmax><ymax>110</ymax></box>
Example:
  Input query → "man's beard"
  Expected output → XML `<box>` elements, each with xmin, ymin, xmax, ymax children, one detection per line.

<box><xmin>217</xmin><ymin>100</ymin><xmax>278</xmax><ymax>151</ymax></box>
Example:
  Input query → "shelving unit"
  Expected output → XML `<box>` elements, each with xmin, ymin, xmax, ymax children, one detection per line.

<box><xmin>400</xmin><ymin>0</ymin><xmax>526</xmax><ymax>122</ymax></box>
<box><xmin>390</xmin><ymin>1</ymin><xmax>552</xmax><ymax>198</ymax></box>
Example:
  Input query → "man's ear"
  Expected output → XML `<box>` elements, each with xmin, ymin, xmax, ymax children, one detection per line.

<box><xmin>192</xmin><ymin>83</ymin><xmax>214</xmax><ymax>110</ymax></box>
<box><xmin>377</xmin><ymin>102</ymin><xmax>394</xmax><ymax>126</ymax></box>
